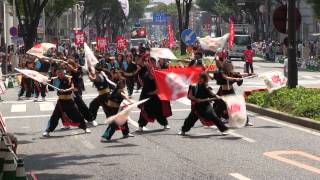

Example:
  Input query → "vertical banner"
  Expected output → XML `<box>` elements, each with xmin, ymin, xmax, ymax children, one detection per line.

<box><xmin>116</xmin><ymin>35</ymin><xmax>127</xmax><ymax>50</ymax></box>
<box><xmin>74</xmin><ymin>31</ymin><xmax>85</xmax><ymax>46</ymax></box>
<box><xmin>167</xmin><ymin>22</ymin><xmax>174</xmax><ymax>49</ymax></box>
<box><xmin>229</xmin><ymin>16</ymin><xmax>235</xmax><ymax>49</ymax></box>
<box><xmin>96</xmin><ymin>37</ymin><xmax>108</xmax><ymax>50</ymax></box>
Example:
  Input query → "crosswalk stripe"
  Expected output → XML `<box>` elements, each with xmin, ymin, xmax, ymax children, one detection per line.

<box><xmin>302</xmin><ymin>75</ymin><xmax>315</xmax><ymax>80</ymax></box>
<box><xmin>11</xmin><ymin>104</ymin><xmax>26</xmax><ymax>113</ymax></box>
<box><xmin>177</xmin><ymin>97</ymin><xmax>191</xmax><ymax>106</ymax></box>
<box><xmin>39</xmin><ymin>102</ymin><xmax>55</xmax><ymax>111</ymax></box>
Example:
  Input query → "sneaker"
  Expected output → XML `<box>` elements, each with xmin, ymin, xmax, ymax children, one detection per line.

<box><xmin>33</xmin><ymin>97</ymin><xmax>39</xmax><ymax>102</ymax></box>
<box><xmin>42</xmin><ymin>97</ymin><xmax>46</xmax><ymax>101</ymax></box>
<box><xmin>221</xmin><ymin>130</ymin><xmax>230</xmax><ymax>136</ymax></box>
<box><xmin>164</xmin><ymin>125</ymin><xmax>171</xmax><ymax>130</ymax></box>
<box><xmin>91</xmin><ymin>120</ymin><xmax>98</xmax><ymax>127</ymax></box>
<box><xmin>84</xmin><ymin>128</ymin><xmax>91</xmax><ymax>133</ymax></box>
<box><xmin>123</xmin><ymin>133</ymin><xmax>135</xmax><ymax>138</ymax></box>
<box><xmin>100</xmin><ymin>137</ymin><xmax>109</xmax><ymax>142</ymax></box>
<box><xmin>246</xmin><ymin>122</ymin><xmax>254</xmax><ymax>127</ymax></box>
<box><xmin>61</xmin><ymin>126</ymin><xmax>70</xmax><ymax>130</ymax></box>
<box><xmin>42</xmin><ymin>131</ymin><xmax>50</xmax><ymax>137</ymax></box>
<box><xmin>178</xmin><ymin>131</ymin><xmax>186</xmax><ymax>136</ymax></box>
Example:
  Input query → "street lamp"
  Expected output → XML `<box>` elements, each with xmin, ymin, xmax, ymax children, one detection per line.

<box><xmin>74</xmin><ymin>1</ymin><xmax>85</xmax><ymax>30</ymax></box>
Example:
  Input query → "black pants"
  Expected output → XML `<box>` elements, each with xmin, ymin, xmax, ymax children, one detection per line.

<box><xmin>126</xmin><ymin>78</ymin><xmax>135</xmax><ymax>96</ymax></box>
<box><xmin>212</xmin><ymin>99</ymin><xmax>229</xmax><ymax>119</ymax></box>
<box><xmin>89</xmin><ymin>93</ymin><xmax>109</xmax><ymax>119</ymax></box>
<box><xmin>74</xmin><ymin>91</ymin><xmax>94</xmax><ymax>122</ymax></box>
<box><xmin>34</xmin><ymin>82</ymin><xmax>46</xmax><ymax>98</ymax></box>
<box><xmin>46</xmin><ymin>100</ymin><xmax>87</xmax><ymax>132</ymax></box>
<box><xmin>19</xmin><ymin>78</ymin><xmax>33</xmax><ymax>98</ymax></box>
<box><xmin>102</xmin><ymin>122</ymin><xmax>129</xmax><ymax>140</ymax></box>
<box><xmin>196</xmin><ymin>105</ymin><xmax>228</xmax><ymax>132</ymax></box>
<box><xmin>181</xmin><ymin>111</ymin><xmax>198</xmax><ymax>132</ymax></box>
<box><xmin>138</xmin><ymin>114</ymin><xmax>168</xmax><ymax>127</ymax></box>
<box><xmin>245</xmin><ymin>62</ymin><xmax>254</xmax><ymax>74</ymax></box>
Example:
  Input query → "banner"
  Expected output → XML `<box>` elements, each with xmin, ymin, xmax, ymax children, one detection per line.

<box><xmin>229</xmin><ymin>16</ymin><xmax>235</xmax><ymax>49</ymax></box>
<box><xmin>74</xmin><ymin>31</ymin><xmax>85</xmax><ymax>45</ymax></box>
<box><xmin>259</xmin><ymin>71</ymin><xmax>287</xmax><ymax>92</ymax></box>
<box><xmin>118</xmin><ymin>0</ymin><xmax>129</xmax><ymax>17</ymax></box>
<box><xmin>116</xmin><ymin>35</ymin><xmax>127</xmax><ymax>50</ymax></box>
<box><xmin>168</xmin><ymin>23</ymin><xmax>174</xmax><ymax>48</ymax></box>
<box><xmin>26</xmin><ymin>43</ymin><xmax>56</xmax><ymax>58</ymax></box>
<box><xmin>198</xmin><ymin>33</ymin><xmax>230</xmax><ymax>52</ymax></box>
<box><xmin>15</xmin><ymin>68</ymin><xmax>49</xmax><ymax>84</ymax></box>
<box><xmin>96</xmin><ymin>37</ymin><xmax>108</xmax><ymax>49</ymax></box>
<box><xmin>150</xmin><ymin>48</ymin><xmax>177</xmax><ymax>60</ymax></box>
<box><xmin>222</xmin><ymin>95</ymin><xmax>247</xmax><ymax>128</ymax></box>
<box><xmin>84</xmin><ymin>43</ymin><xmax>99</xmax><ymax>73</ymax></box>
<box><xmin>153</xmin><ymin>67</ymin><xmax>202</xmax><ymax>100</ymax></box>
<box><xmin>131</xmin><ymin>27</ymin><xmax>147</xmax><ymax>39</ymax></box>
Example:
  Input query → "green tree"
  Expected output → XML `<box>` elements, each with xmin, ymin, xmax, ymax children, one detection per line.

<box><xmin>307</xmin><ymin>0</ymin><xmax>320</xmax><ymax>19</ymax></box>
<box><xmin>176</xmin><ymin>0</ymin><xmax>193</xmax><ymax>55</ymax></box>
<box><xmin>14</xmin><ymin>0</ymin><xmax>49</xmax><ymax>49</ymax></box>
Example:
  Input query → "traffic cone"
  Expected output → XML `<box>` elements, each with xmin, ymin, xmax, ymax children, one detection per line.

<box><xmin>2</xmin><ymin>147</ymin><xmax>17</xmax><ymax>180</ymax></box>
<box><xmin>7</xmin><ymin>77</ymin><xmax>14</xmax><ymax>88</ymax></box>
<box><xmin>16</xmin><ymin>158</ymin><xmax>27</xmax><ymax>180</ymax></box>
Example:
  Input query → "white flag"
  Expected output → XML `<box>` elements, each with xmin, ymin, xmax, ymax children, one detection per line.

<box><xmin>0</xmin><ymin>80</ymin><xmax>6</xmax><ymax>95</ymax></box>
<box><xmin>118</xmin><ymin>0</ymin><xmax>129</xmax><ymax>17</ymax></box>
<box><xmin>151</xmin><ymin>48</ymin><xmax>177</xmax><ymax>60</ymax></box>
<box><xmin>84</xmin><ymin>43</ymin><xmax>99</xmax><ymax>73</ymax></box>
<box><xmin>259</xmin><ymin>71</ymin><xmax>287</xmax><ymax>92</ymax></box>
<box><xmin>15</xmin><ymin>68</ymin><xmax>49</xmax><ymax>84</ymax></box>
<box><xmin>222</xmin><ymin>95</ymin><xmax>247</xmax><ymax>128</ymax></box>
<box><xmin>198</xmin><ymin>33</ymin><xmax>230</xmax><ymax>52</ymax></box>
<box><xmin>26</xmin><ymin>43</ymin><xmax>56</xmax><ymax>58</ymax></box>
<box><xmin>105</xmin><ymin>99</ymin><xmax>149</xmax><ymax>125</ymax></box>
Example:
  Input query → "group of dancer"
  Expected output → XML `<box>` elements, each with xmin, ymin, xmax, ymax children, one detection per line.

<box><xmin>17</xmin><ymin>45</ymin><xmax>253</xmax><ymax>142</ymax></box>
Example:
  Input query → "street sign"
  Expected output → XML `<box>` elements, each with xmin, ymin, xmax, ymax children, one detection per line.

<box><xmin>153</xmin><ymin>12</ymin><xmax>167</xmax><ymax>23</ymax></box>
<box><xmin>10</xmin><ymin>27</ymin><xmax>18</xmax><ymax>37</ymax></box>
<box><xmin>273</xmin><ymin>5</ymin><xmax>301</xmax><ymax>34</ymax></box>
<box><xmin>181</xmin><ymin>29</ymin><xmax>197</xmax><ymax>46</ymax></box>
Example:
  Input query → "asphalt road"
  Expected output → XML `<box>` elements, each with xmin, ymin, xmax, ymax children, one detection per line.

<box><xmin>1</xmin><ymin>61</ymin><xmax>320</xmax><ymax>180</ymax></box>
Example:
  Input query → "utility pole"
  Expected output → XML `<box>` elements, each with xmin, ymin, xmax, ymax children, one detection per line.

<box><xmin>3</xmin><ymin>0</ymin><xmax>7</xmax><ymax>75</ymax></box>
<box><xmin>287</xmin><ymin>0</ymin><xmax>298</xmax><ymax>88</ymax></box>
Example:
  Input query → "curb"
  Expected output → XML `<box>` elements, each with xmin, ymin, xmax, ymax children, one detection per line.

<box><xmin>246</xmin><ymin>103</ymin><xmax>320</xmax><ymax>131</ymax></box>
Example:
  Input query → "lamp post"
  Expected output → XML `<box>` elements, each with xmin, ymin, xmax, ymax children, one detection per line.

<box><xmin>74</xmin><ymin>1</ymin><xmax>84</xmax><ymax>30</ymax></box>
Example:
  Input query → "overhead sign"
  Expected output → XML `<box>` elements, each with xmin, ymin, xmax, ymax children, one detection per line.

<box><xmin>181</xmin><ymin>29</ymin><xmax>197</xmax><ymax>46</ymax></box>
<box><xmin>96</xmin><ymin>37</ymin><xmax>108</xmax><ymax>49</ymax></box>
<box><xmin>273</xmin><ymin>5</ymin><xmax>301</xmax><ymax>34</ymax></box>
<box><xmin>153</xmin><ymin>12</ymin><xmax>167</xmax><ymax>23</ymax></box>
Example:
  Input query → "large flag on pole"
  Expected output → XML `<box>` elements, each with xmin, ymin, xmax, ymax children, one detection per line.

<box><xmin>221</xmin><ymin>95</ymin><xmax>247</xmax><ymax>128</ymax></box>
<box><xmin>84</xmin><ymin>43</ymin><xmax>99</xmax><ymax>73</ymax></box>
<box><xmin>150</xmin><ymin>48</ymin><xmax>177</xmax><ymax>60</ymax></box>
<box><xmin>15</xmin><ymin>68</ymin><xmax>48</xmax><ymax>84</ymax></box>
<box><xmin>118</xmin><ymin>0</ymin><xmax>129</xmax><ymax>17</ymax></box>
<box><xmin>105</xmin><ymin>99</ymin><xmax>149</xmax><ymax>125</ymax></box>
<box><xmin>229</xmin><ymin>16</ymin><xmax>235</xmax><ymax>49</ymax></box>
<box><xmin>198</xmin><ymin>33</ymin><xmax>230</xmax><ymax>52</ymax></box>
<box><xmin>26</xmin><ymin>43</ymin><xmax>56</xmax><ymax>58</ymax></box>
<box><xmin>168</xmin><ymin>22</ymin><xmax>174</xmax><ymax>48</ymax></box>
<box><xmin>259</xmin><ymin>71</ymin><xmax>287</xmax><ymax>92</ymax></box>
<box><xmin>153</xmin><ymin>67</ymin><xmax>202</xmax><ymax>101</ymax></box>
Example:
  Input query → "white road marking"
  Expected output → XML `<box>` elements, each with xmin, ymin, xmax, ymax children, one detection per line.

<box><xmin>229</xmin><ymin>173</ymin><xmax>251</xmax><ymax>180</ymax></box>
<box><xmin>11</xmin><ymin>104</ymin><xmax>26</xmax><ymax>112</ymax></box>
<box><xmin>229</xmin><ymin>131</ymin><xmax>256</xmax><ymax>143</ymax></box>
<box><xmin>39</xmin><ymin>102</ymin><xmax>55</xmax><ymax>111</ymax></box>
<box><xmin>177</xmin><ymin>97</ymin><xmax>191</xmax><ymax>106</ymax></box>
<box><xmin>302</xmin><ymin>75</ymin><xmax>315</xmax><ymax>80</ymax></box>
<box><xmin>248</xmin><ymin>113</ymin><xmax>320</xmax><ymax>137</ymax></box>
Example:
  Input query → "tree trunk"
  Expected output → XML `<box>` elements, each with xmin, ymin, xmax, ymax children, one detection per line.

<box><xmin>176</xmin><ymin>0</ymin><xmax>186</xmax><ymax>55</ymax></box>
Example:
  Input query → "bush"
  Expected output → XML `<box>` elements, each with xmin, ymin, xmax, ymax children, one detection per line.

<box><xmin>247</xmin><ymin>87</ymin><xmax>320</xmax><ymax>121</ymax></box>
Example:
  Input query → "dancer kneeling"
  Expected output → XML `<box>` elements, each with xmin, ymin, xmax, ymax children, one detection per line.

<box><xmin>101</xmin><ymin>78</ymin><xmax>134</xmax><ymax>142</ymax></box>
<box><xmin>179</xmin><ymin>72</ymin><xmax>229</xmax><ymax>136</ymax></box>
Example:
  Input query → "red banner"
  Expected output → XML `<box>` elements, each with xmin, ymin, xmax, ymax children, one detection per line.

<box><xmin>229</xmin><ymin>16</ymin><xmax>235</xmax><ymax>49</ymax></box>
<box><xmin>74</xmin><ymin>31</ymin><xmax>85</xmax><ymax>46</ymax></box>
<box><xmin>153</xmin><ymin>67</ymin><xmax>202</xmax><ymax>101</ymax></box>
<box><xmin>96</xmin><ymin>37</ymin><xmax>108</xmax><ymax>49</ymax></box>
<box><xmin>116</xmin><ymin>35</ymin><xmax>127</xmax><ymax>50</ymax></box>
<box><xmin>168</xmin><ymin>22</ymin><xmax>174</xmax><ymax>49</ymax></box>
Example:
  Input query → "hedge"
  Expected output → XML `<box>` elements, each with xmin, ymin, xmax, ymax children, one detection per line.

<box><xmin>247</xmin><ymin>87</ymin><xmax>320</xmax><ymax>121</ymax></box>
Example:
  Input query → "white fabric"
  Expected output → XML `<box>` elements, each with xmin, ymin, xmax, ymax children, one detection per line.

<box><xmin>84</xmin><ymin>43</ymin><xmax>99</xmax><ymax>73</ymax></box>
<box><xmin>198</xmin><ymin>34</ymin><xmax>230</xmax><ymax>52</ymax></box>
<box><xmin>118</xmin><ymin>0</ymin><xmax>129</xmax><ymax>17</ymax></box>
<box><xmin>221</xmin><ymin>95</ymin><xmax>247</xmax><ymax>128</ymax></box>
<box><xmin>150</xmin><ymin>48</ymin><xmax>177</xmax><ymax>60</ymax></box>
<box><xmin>15</xmin><ymin>68</ymin><xmax>48</xmax><ymax>84</ymax></box>
<box><xmin>259</xmin><ymin>71</ymin><xmax>287</xmax><ymax>92</ymax></box>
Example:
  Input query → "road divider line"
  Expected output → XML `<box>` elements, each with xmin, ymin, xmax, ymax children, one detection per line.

<box><xmin>248</xmin><ymin>112</ymin><xmax>320</xmax><ymax>137</ymax></box>
<box><xmin>229</xmin><ymin>173</ymin><xmax>251</xmax><ymax>180</ymax></box>
<box><xmin>39</xmin><ymin>102</ymin><xmax>55</xmax><ymax>111</ymax></box>
<box><xmin>229</xmin><ymin>131</ymin><xmax>256</xmax><ymax>143</ymax></box>
<box><xmin>11</xmin><ymin>104</ymin><xmax>26</xmax><ymax>112</ymax></box>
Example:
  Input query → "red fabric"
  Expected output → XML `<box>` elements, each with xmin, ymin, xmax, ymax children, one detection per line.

<box><xmin>229</xmin><ymin>16</ymin><xmax>235</xmax><ymax>49</ymax></box>
<box><xmin>116</xmin><ymin>35</ymin><xmax>127</xmax><ymax>50</ymax></box>
<box><xmin>161</xmin><ymin>100</ymin><xmax>172</xmax><ymax>117</ymax></box>
<box><xmin>153</xmin><ymin>67</ymin><xmax>202</xmax><ymax>101</ymax></box>
<box><xmin>244</xmin><ymin>50</ymin><xmax>254</xmax><ymax>63</ymax></box>
<box><xmin>168</xmin><ymin>22</ymin><xmax>174</xmax><ymax>49</ymax></box>
<box><xmin>74</xmin><ymin>31</ymin><xmax>85</xmax><ymax>45</ymax></box>
<box><xmin>96</xmin><ymin>37</ymin><xmax>108</xmax><ymax>49</ymax></box>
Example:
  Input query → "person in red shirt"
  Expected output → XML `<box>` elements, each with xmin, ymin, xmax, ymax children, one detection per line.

<box><xmin>243</xmin><ymin>45</ymin><xmax>254</xmax><ymax>74</ymax></box>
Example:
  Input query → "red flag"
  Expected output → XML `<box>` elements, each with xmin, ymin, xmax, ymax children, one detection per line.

<box><xmin>116</xmin><ymin>35</ymin><xmax>127</xmax><ymax>50</ymax></box>
<box><xmin>168</xmin><ymin>22</ymin><xmax>174</xmax><ymax>48</ymax></box>
<box><xmin>96</xmin><ymin>37</ymin><xmax>108</xmax><ymax>49</ymax></box>
<box><xmin>74</xmin><ymin>31</ymin><xmax>85</xmax><ymax>45</ymax></box>
<box><xmin>229</xmin><ymin>16</ymin><xmax>235</xmax><ymax>49</ymax></box>
<box><xmin>154</xmin><ymin>67</ymin><xmax>202</xmax><ymax>101</ymax></box>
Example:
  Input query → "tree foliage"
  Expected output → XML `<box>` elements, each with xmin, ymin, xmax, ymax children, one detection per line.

<box><xmin>197</xmin><ymin>0</ymin><xmax>235</xmax><ymax>22</ymax></box>
<box><xmin>307</xmin><ymin>0</ymin><xmax>320</xmax><ymax>19</ymax></box>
